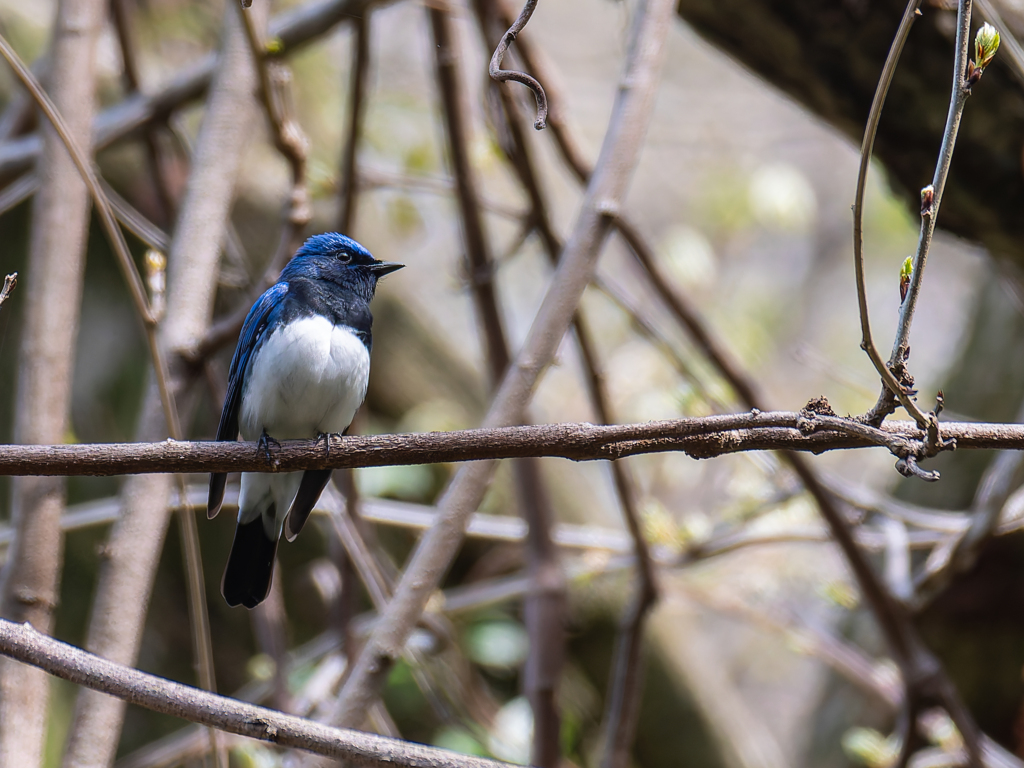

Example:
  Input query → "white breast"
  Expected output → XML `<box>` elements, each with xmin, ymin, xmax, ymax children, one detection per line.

<box><xmin>239</xmin><ymin>315</ymin><xmax>370</xmax><ymax>440</ymax></box>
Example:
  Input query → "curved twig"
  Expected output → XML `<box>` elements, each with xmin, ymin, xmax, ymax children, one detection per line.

<box><xmin>851</xmin><ymin>0</ymin><xmax>929</xmax><ymax>427</ymax></box>
<box><xmin>489</xmin><ymin>0</ymin><xmax>548</xmax><ymax>129</ymax></box>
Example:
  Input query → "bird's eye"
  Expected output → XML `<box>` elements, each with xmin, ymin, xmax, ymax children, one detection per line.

<box><xmin>336</xmin><ymin>252</ymin><xmax>352</xmax><ymax>264</ymax></box>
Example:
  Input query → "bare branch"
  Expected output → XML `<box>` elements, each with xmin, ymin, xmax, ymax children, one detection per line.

<box><xmin>0</xmin><ymin>620</ymin><xmax>515</xmax><ymax>768</ymax></box>
<box><xmin>489</xmin><ymin>0</ymin><xmax>548</xmax><ymax>129</ymax></box>
<box><xmin>4</xmin><ymin>414</ymin><xmax>1024</xmax><ymax>477</ymax></box>
<box><xmin>236</xmin><ymin>1</ymin><xmax>311</xmax><ymax>257</ymax></box>
<box><xmin>338</xmin><ymin>11</ymin><xmax>371</xmax><ymax>233</ymax></box>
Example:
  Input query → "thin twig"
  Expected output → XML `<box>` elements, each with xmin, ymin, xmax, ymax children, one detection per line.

<box><xmin>852</xmin><ymin>0</ymin><xmax>929</xmax><ymax>427</ymax></box>
<box><xmin>105</xmin><ymin>7</ymin><xmax>221</xmax><ymax>744</ymax></box>
<box><xmin>0</xmin><ymin>620</ymin><xmax>515</xmax><ymax>768</ymax></box>
<box><xmin>489</xmin><ymin>0</ymin><xmax>548</xmax><ymax>129</ymax></box>
<box><xmin>338</xmin><ymin>10</ymin><xmax>371</xmax><ymax>233</ymax></box>
<box><xmin>236</xmin><ymin>1</ymin><xmax>312</xmax><ymax>262</ymax></box>
<box><xmin>62</xmin><ymin>6</ymin><xmax>263</xmax><ymax>765</ymax></box>
<box><xmin>886</xmin><ymin>0</ymin><xmax>975</xmax><ymax>377</ymax></box>
<box><xmin>110</xmin><ymin>0</ymin><xmax>177</xmax><ymax>226</ymax></box>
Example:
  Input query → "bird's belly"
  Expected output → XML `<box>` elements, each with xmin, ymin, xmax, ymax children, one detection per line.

<box><xmin>239</xmin><ymin>316</ymin><xmax>370</xmax><ymax>440</ymax></box>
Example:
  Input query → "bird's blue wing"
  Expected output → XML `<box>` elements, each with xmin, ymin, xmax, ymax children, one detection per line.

<box><xmin>208</xmin><ymin>281</ymin><xmax>289</xmax><ymax>518</ymax></box>
<box><xmin>215</xmin><ymin>281</ymin><xmax>289</xmax><ymax>441</ymax></box>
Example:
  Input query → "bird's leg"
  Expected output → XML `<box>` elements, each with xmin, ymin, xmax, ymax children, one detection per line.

<box><xmin>257</xmin><ymin>428</ymin><xmax>281</xmax><ymax>463</ymax></box>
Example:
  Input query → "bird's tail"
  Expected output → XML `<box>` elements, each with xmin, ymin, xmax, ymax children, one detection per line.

<box><xmin>222</xmin><ymin>514</ymin><xmax>279</xmax><ymax>608</ymax></box>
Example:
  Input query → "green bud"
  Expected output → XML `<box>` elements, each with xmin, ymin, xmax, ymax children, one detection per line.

<box><xmin>900</xmin><ymin>256</ymin><xmax>913</xmax><ymax>302</ymax></box>
<box><xmin>266</xmin><ymin>37</ymin><xmax>284</xmax><ymax>55</ymax></box>
<box><xmin>975</xmin><ymin>23</ymin><xmax>1000</xmax><ymax>70</ymax></box>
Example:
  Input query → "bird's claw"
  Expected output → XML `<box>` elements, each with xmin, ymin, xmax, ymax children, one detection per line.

<box><xmin>314</xmin><ymin>431</ymin><xmax>334</xmax><ymax>459</ymax></box>
<box><xmin>257</xmin><ymin>429</ymin><xmax>281</xmax><ymax>462</ymax></box>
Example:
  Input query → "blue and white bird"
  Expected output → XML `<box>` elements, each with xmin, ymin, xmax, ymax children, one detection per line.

<box><xmin>208</xmin><ymin>232</ymin><xmax>403</xmax><ymax>608</ymax></box>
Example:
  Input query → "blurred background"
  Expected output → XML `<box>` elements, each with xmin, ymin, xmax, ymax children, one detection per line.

<box><xmin>0</xmin><ymin>0</ymin><xmax>1022</xmax><ymax>766</ymax></box>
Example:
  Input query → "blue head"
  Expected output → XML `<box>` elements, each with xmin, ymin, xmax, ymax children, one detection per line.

<box><xmin>281</xmin><ymin>233</ymin><xmax>403</xmax><ymax>300</ymax></box>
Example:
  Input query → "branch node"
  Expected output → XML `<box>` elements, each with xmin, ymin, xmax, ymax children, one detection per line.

<box><xmin>895</xmin><ymin>455</ymin><xmax>940</xmax><ymax>482</ymax></box>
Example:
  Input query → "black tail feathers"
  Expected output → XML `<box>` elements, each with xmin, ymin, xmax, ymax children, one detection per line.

<box><xmin>285</xmin><ymin>469</ymin><xmax>333</xmax><ymax>542</ymax></box>
<box><xmin>222</xmin><ymin>515</ymin><xmax>279</xmax><ymax>609</ymax></box>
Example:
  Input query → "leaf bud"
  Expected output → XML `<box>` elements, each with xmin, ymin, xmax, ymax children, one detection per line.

<box><xmin>900</xmin><ymin>256</ymin><xmax>913</xmax><ymax>303</ymax></box>
<box><xmin>975</xmin><ymin>22</ymin><xmax>1000</xmax><ymax>71</ymax></box>
<box><xmin>920</xmin><ymin>184</ymin><xmax>934</xmax><ymax>216</ymax></box>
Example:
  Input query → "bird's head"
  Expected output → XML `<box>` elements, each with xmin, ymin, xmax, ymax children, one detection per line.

<box><xmin>283</xmin><ymin>233</ymin><xmax>404</xmax><ymax>296</ymax></box>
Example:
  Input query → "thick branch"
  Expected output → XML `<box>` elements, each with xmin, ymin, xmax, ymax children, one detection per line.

<box><xmin>0</xmin><ymin>620</ymin><xmax>512</xmax><ymax>768</ymax></box>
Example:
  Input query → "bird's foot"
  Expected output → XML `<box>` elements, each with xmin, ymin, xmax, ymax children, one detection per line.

<box><xmin>314</xmin><ymin>431</ymin><xmax>334</xmax><ymax>459</ymax></box>
<box><xmin>257</xmin><ymin>429</ymin><xmax>281</xmax><ymax>463</ymax></box>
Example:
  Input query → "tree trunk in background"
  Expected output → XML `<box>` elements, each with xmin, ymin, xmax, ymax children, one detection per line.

<box><xmin>675</xmin><ymin>0</ymin><xmax>1024</xmax><ymax>260</ymax></box>
<box><xmin>61</xmin><ymin>7</ymin><xmax>261</xmax><ymax>767</ymax></box>
<box><xmin>0</xmin><ymin>0</ymin><xmax>105</xmax><ymax>765</ymax></box>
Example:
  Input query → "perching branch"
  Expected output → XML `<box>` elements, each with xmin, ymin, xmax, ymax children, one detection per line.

<box><xmin>0</xmin><ymin>620</ymin><xmax>515</xmax><ymax>768</ymax></box>
<box><xmin>5</xmin><ymin>413</ymin><xmax>1024</xmax><ymax>476</ymax></box>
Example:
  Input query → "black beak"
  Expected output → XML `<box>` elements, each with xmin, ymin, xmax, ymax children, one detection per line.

<box><xmin>369</xmin><ymin>261</ymin><xmax>405</xmax><ymax>276</ymax></box>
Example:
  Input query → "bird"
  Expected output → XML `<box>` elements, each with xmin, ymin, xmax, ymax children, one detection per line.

<box><xmin>208</xmin><ymin>232</ymin><xmax>403</xmax><ymax>608</ymax></box>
